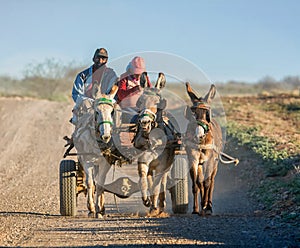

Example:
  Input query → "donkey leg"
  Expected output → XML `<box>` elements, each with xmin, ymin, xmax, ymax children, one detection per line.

<box><xmin>201</xmin><ymin>177</ymin><xmax>212</xmax><ymax>215</ymax></box>
<box><xmin>95</xmin><ymin>185</ymin><xmax>105</xmax><ymax>218</ymax></box>
<box><xmin>138</xmin><ymin>162</ymin><xmax>151</xmax><ymax>207</ymax></box>
<box><xmin>158</xmin><ymin>172</ymin><xmax>168</xmax><ymax>212</ymax></box>
<box><xmin>197</xmin><ymin>164</ymin><xmax>206</xmax><ymax>216</ymax></box>
<box><xmin>148</xmin><ymin>172</ymin><xmax>164</xmax><ymax>216</ymax></box>
<box><xmin>206</xmin><ymin>165</ymin><xmax>218</xmax><ymax>214</ymax></box>
<box><xmin>85</xmin><ymin>166</ymin><xmax>95</xmax><ymax>217</ymax></box>
<box><xmin>148</xmin><ymin>169</ymin><xmax>154</xmax><ymax>209</ymax></box>
<box><xmin>94</xmin><ymin>163</ymin><xmax>110</xmax><ymax>218</ymax></box>
<box><xmin>190</xmin><ymin>164</ymin><xmax>200</xmax><ymax>214</ymax></box>
<box><xmin>158</xmin><ymin>152</ymin><xmax>173</xmax><ymax>214</ymax></box>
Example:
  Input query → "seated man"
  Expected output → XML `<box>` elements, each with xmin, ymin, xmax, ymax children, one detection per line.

<box><xmin>72</xmin><ymin>48</ymin><xmax>117</xmax><ymax>124</ymax></box>
<box><xmin>64</xmin><ymin>48</ymin><xmax>117</xmax><ymax>155</ymax></box>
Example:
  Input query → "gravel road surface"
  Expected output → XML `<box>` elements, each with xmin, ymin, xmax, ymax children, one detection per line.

<box><xmin>0</xmin><ymin>97</ymin><xmax>298</xmax><ymax>247</ymax></box>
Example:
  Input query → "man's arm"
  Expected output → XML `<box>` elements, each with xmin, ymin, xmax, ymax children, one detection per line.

<box><xmin>72</xmin><ymin>73</ymin><xmax>85</xmax><ymax>102</ymax></box>
<box><xmin>104</xmin><ymin>68</ymin><xmax>118</xmax><ymax>94</ymax></box>
<box><xmin>117</xmin><ymin>78</ymin><xmax>140</xmax><ymax>102</ymax></box>
<box><xmin>72</xmin><ymin>67</ymin><xmax>91</xmax><ymax>102</ymax></box>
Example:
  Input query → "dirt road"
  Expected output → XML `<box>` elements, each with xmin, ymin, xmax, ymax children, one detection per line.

<box><xmin>0</xmin><ymin>97</ymin><xmax>298</xmax><ymax>247</ymax></box>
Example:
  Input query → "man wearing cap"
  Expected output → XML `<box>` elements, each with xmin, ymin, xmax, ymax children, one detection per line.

<box><xmin>72</xmin><ymin>48</ymin><xmax>117</xmax><ymax>103</ymax></box>
<box><xmin>71</xmin><ymin>48</ymin><xmax>118</xmax><ymax>124</ymax></box>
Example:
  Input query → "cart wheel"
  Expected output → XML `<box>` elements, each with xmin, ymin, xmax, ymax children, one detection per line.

<box><xmin>170</xmin><ymin>155</ymin><xmax>189</xmax><ymax>214</ymax></box>
<box><xmin>59</xmin><ymin>160</ymin><xmax>77</xmax><ymax>216</ymax></box>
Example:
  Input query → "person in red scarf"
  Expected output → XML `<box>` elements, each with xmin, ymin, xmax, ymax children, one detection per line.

<box><xmin>116</xmin><ymin>56</ymin><xmax>152</xmax><ymax>123</ymax></box>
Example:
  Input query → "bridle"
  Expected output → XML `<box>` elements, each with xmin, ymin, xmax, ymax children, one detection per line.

<box><xmin>192</xmin><ymin>101</ymin><xmax>211</xmax><ymax>135</ymax></box>
<box><xmin>139</xmin><ymin>108</ymin><xmax>157</xmax><ymax>122</ymax></box>
<box><xmin>94</xmin><ymin>97</ymin><xmax>115</xmax><ymax>127</ymax></box>
<box><xmin>94</xmin><ymin>97</ymin><xmax>115</xmax><ymax>146</ymax></box>
<box><xmin>197</xmin><ymin>120</ymin><xmax>210</xmax><ymax>134</ymax></box>
<box><xmin>138</xmin><ymin>108</ymin><xmax>157</xmax><ymax>135</ymax></box>
<box><xmin>184</xmin><ymin>101</ymin><xmax>214</xmax><ymax>149</ymax></box>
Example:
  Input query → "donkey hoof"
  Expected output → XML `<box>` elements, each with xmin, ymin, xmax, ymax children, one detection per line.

<box><xmin>98</xmin><ymin>207</ymin><xmax>105</xmax><ymax>216</ymax></box>
<box><xmin>157</xmin><ymin>211</ymin><xmax>170</xmax><ymax>218</ymax></box>
<box><xmin>199</xmin><ymin>207</ymin><xmax>212</xmax><ymax>216</ymax></box>
<box><xmin>199</xmin><ymin>210</ymin><xmax>206</xmax><ymax>216</ymax></box>
<box><xmin>96</xmin><ymin>213</ymin><xmax>104</xmax><ymax>219</ymax></box>
<box><xmin>142</xmin><ymin>197</ymin><xmax>151</xmax><ymax>207</ymax></box>
<box><xmin>192</xmin><ymin>211</ymin><xmax>199</xmax><ymax>215</ymax></box>
<box><xmin>205</xmin><ymin>209</ymin><xmax>212</xmax><ymax>215</ymax></box>
<box><xmin>148</xmin><ymin>208</ymin><xmax>160</xmax><ymax>217</ymax></box>
<box><xmin>202</xmin><ymin>204</ymin><xmax>212</xmax><ymax>216</ymax></box>
<box><xmin>88</xmin><ymin>211</ymin><xmax>95</xmax><ymax>218</ymax></box>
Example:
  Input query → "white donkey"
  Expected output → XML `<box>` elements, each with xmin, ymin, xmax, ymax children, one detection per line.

<box><xmin>73</xmin><ymin>85</ymin><xmax>118</xmax><ymax>218</ymax></box>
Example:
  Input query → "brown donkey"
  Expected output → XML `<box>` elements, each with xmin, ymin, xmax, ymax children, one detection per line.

<box><xmin>184</xmin><ymin>83</ymin><xmax>223</xmax><ymax>215</ymax></box>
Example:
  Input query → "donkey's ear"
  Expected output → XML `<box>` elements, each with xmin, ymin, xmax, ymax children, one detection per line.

<box><xmin>140</xmin><ymin>72</ymin><xmax>148</xmax><ymax>88</ymax></box>
<box><xmin>109</xmin><ymin>85</ymin><xmax>118</xmax><ymax>98</ymax></box>
<box><xmin>155</xmin><ymin>72</ymin><xmax>166</xmax><ymax>90</ymax></box>
<box><xmin>185</xmin><ymin>82</ymin><xmax>199</xmax><ymax>103</ymax></box>
<box><xmin>203</xmin><ymin>84</ymin><xmax>216</xmax><ymax>104</ymax></box>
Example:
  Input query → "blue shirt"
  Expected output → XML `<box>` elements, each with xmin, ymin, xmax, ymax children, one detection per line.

<box><xmin>72</xmin><ymin>65</ymin><xmax>118</xmax><ymax>103</ymax></box>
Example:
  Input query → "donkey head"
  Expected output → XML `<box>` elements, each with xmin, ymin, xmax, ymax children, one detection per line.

<box><xmin>94</xmin><ymin>85</ymin><xmax>118</xmax><ymax>143</ymax></box>
<box><xmin>136</xmin><ymin>73</ymin><xmax>166</xmax><ymax>135</ymax></box>
<box><xmin>185</xmin><ymin>82</ymin><xmax>216</xmax><ymax>139</ymax></box>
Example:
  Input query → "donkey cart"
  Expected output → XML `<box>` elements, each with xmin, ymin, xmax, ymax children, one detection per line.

<box><xmin>59</xmin><ymin>120</ymin><xmax>190</xmax><ymax>217</ymax></box>
<box><xmin>59</xmin><ymin>78</ymin><xmax>239</xmax><ymax>218</ymax></box>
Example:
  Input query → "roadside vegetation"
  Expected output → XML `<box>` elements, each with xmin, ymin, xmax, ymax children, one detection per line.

<box><xmin>1</xmin><ymin>59</ymin><xmax>299</xmax><ymax>223</ymax></box>
<box><xmin>223</xmin><ymin>95</ymin><xmax>300</xmax><ymax>224</ymax></box>
<box><xmin>0</xmin><ymin>59</ymin><xmax>83</xmax><ymax>101</ymax></box>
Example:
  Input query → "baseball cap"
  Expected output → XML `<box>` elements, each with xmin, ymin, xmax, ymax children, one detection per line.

<box><xmin>94</xmin><ymin>48</ymin><xmax>108</xmax><ymax>58</ymax></box>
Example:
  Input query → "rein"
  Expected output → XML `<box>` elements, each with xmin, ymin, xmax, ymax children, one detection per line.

<box><xmin>187</xmin><ymin>101</ymin><xmax>239</xmax><ymax>165</ymax></box>
<box><xmin>184</xmin><ymin>138</ymin><xmax>217</xmax><ymax>151</ymax></box>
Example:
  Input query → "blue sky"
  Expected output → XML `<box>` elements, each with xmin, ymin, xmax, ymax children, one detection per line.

<box><xmin>0</xmin><ymin>0</ymin><xmax>299</xmax><ymax>82</ymax></box>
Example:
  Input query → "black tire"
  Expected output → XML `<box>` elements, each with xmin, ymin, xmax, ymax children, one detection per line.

<box><xmin>59</xmin><ymin>160</ymin><xmax>77</xmax><ymax>216</ymax></box>
<box><xmin>170</xmin><ymin>155</ymin><xmax>189</xmax><ymax>214</ymax></box>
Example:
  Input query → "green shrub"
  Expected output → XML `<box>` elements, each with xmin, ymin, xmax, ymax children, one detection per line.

<box><xmin>227</xmin><ymin>120</ymin><xmax>300</xmax><ymax>222</ymax></box>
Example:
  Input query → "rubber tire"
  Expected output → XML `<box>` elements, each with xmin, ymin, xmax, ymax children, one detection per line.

<box><xmin>170</xmin><ymin>155</ymin><xmax>189</xmax><ymax>214</ymax></box>
<box><xmin>59</xmin><ymin>160</ymin><xmax>77</xmax><ymax>216</ymax></box>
